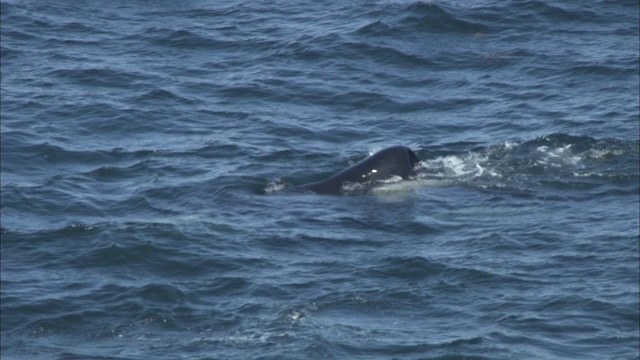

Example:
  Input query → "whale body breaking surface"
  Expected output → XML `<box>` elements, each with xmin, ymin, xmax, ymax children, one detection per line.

<box><xmin>288</xmin><ymin>146</ymin><xmax>420</xmax><ymax>195</ymax></box>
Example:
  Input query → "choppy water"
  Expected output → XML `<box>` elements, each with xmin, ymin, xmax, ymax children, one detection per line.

<box><xmin>1</xmin><ymin>1</ymin><xmax>639</xmax><ymax>359</ymax></box>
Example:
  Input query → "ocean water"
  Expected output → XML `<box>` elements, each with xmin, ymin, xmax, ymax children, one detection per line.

<box><xmin>1</xmin><ymin>0</ymin><xmax>639</xmax><ymax>359</ymax></box>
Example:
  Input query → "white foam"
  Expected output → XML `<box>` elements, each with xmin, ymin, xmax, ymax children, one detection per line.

<box><xmin>265</xmin><ymin>178</ymin><xmax>288</xmax><ymax>193</ymax></box>
<box><xmin>585</xmin><ymin>148</ymin><xmax>624</xmax><ymax>159</ymax></box>
<box><xmin>419</xmin><ymin>153</ymin><xmax>487</xmax><ymax>180</ymax></box>
<box><xmin>536</xmin><ymin>144</ymin><xmax>584</xmax><ymax>168</ymax></box>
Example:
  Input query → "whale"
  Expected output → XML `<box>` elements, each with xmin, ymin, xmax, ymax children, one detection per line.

<box><xmin>288</xmin><ymin>146</ymin><xmax>420</xmax><ymax>195</ymax></box>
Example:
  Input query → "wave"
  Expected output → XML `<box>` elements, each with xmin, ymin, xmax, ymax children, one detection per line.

<box><xmin>48</xmin><ymin>67</ymin><xmax>150</xmax><ymax>88</ymax></box>
<box><xmin>415</xmin><ymin>134</ymin><xmax>639</xmax><ymax>197</ymax></box>
<box><xmin>359</xmin><ymin>2</ymin><xmax>489</xmax><ymax>37</ymax></box>
<box><xmin>143</xmin><ymin>27</ymin><xmax>233</xmax><ymax>49</ymax></box>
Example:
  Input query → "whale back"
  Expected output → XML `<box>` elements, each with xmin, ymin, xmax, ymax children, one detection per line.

<box><xmin>291</xmin><ymin>146</ymin><xmax>420</xmax><ymax>195</ymax></box>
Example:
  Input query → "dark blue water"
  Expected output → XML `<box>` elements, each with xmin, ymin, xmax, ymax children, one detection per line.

<box><xmin>1</xmin><ymin>1</ymin><xmax>639</xmax><ymax>359</ymax></box>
